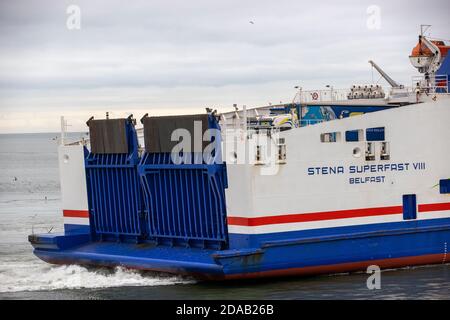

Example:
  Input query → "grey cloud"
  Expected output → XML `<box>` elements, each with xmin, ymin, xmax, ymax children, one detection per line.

<box><xmin>0</xmin><ymin>0</ymin><xmax>449</xmax><ymax>132</ymax></box>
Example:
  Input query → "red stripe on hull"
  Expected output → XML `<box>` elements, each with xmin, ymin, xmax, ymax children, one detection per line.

<box><xmin>419</xmin><ymin>202</ymin><xmax>450</xmax><ymax>213</ymax></box>
<box><xmin>63</xmin><ymin>210</ymin><xmax>89</xmax><ymax>218</ymax></box>
<box><xmin>228</xmin><ymin>202</ymin><xmax>450</xmax><ymax>227</ymax></box>
<box><xmin>224</xmin><ymin>253</ymin><xmax>446</xmax><ymax>280</ymax></box>
<box><xmin>228</xmin><ymin>206</ymin><xmax>403</xmax><ymax>226</ymax></box>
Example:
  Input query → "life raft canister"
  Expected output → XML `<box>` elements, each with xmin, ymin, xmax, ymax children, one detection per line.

<box><xmin>312</xmin><ymin>92</ymin><xmax>319</xmax><ymax>100</ymax></box>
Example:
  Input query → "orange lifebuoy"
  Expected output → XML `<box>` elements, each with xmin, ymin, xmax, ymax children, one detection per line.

<box><xmin>312</xmin><ymin>92</ymin><xmax>319</xmax><ymax>100</ymax></box>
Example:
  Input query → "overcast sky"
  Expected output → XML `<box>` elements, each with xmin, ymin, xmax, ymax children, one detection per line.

<box><xmin>0</xmin><ymin>0</ymin><xmax>449</xmax><ymax>133</ymax></box>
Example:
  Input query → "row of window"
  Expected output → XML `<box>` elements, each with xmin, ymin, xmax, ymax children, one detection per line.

<box><xmin>320</xmin><ymin>127</ymin><xmax>385</xmax><ymax>143</ymax></box>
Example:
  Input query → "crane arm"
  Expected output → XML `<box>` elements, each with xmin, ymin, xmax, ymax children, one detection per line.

<box><xmin>368</xmin><ymin>60</ymin><xmax>402</xmax><ymax>88</ymax></box>
<box><xmin>419</xmin><ymin>35</ymin><xmax>442</xmax><ymax>74</ymax></box>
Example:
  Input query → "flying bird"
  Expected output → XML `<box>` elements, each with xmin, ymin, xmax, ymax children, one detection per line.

<box><xmin>249</xmin><ymin>21</ymin><xmax>254</xmax><ymax>24</ymax></box>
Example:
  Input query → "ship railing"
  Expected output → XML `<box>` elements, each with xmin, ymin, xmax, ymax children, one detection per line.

<box><xmin>300</xmin><ymin>119</ymin><xmax>325</xmax><ymax>126</ymax></box>
<box><xmin>295</xmin><ymin>88</ymin><xmax>351</xmax><ymax>103</ymax></box>
<box><xmin>411</xmin><ymin>74</ymin><xmax>449</xmax><ymax>94</ymax></box>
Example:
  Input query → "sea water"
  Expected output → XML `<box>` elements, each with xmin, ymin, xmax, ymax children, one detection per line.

<box><xmin>0</xmin><ymin>133</ymin><xmax>449</xmax><ymax>300</ymax></box>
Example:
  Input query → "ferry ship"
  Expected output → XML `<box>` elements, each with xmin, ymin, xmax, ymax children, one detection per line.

<box><xmin>29</xmin><ymin>27</ymin><xmax>450</xmax><ymax>280</ymax></box>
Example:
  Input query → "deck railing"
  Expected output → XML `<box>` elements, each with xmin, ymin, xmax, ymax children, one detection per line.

<box><xmin>411</xmin><ymin>74</ymin><xmax>449</xmax><ymax>94</ymax></box>
<box><xmin>294</xmin><ymin>89</ymin><xmax>351</xmax><ymax>103</ymax></box>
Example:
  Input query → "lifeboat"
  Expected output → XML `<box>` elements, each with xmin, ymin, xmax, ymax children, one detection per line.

<box><xmin>409</xmin><ymin>39</ymin><xmax>450</xmax><ymax>70</ymax></box>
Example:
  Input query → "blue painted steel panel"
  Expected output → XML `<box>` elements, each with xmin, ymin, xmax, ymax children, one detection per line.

<box><xmin>138</xmin><ymin>115</ymin><xmax>228</xmax><ymax>249</ymax></box>
<box><xmin>265</xmin><ymin>104</ymin><xmax>395</xmax><ymax>128</ymax></box>
<box><xmin>85</xmin><ymin>118</ymin><xmax>144</xmax><ymax>240</ymax></box>
<box><xmin>345</xmin><ymin>130</ymin><xmax>360</xmax><ymax>142</ymax></box>
<box><xmin>32</xmin><ymin>218</ymin><xmax>450</xmax><ymax>279</ymax></box>
<box><xmin>64</xmin><ymin>224</ymin><xmax>91</xmax><ymax>235</ymax></box>
<box><xmin>437</xmin><ymin>54</ymin><xmax>450</xmax><ymax>84</ymax></box>
<box><xmin>299</xmin><ymin>106</ymin><xmax>394</xmax><ymax>127</ymax></box>
<box><xmin>366</xmin><ymin>127</ymin><xmax>385</xmax><ymax>141</ymax></box>
<box><xmin>440</xmin><ymin>179</ymin><xmax>450</xmax><ymax>194</ymax></box>
<box><xmin>221</xmin><ymin>225</ymin><xmax>450</xmax><ymax>276</ymax></box>
<box><xmin>228</xmin><ymin>217</ymin><xmax>450</xmax><ymax>248</ymax></box>
<box><xmin>29</xmin><ymin>232</ymin><xmax>90</xmax><ymax>250</ymax></box>
<box><xmin>34</xmin><ymin>241</ymin><xmax>223</xmax><ymax>277</ymax></box>
<box><xmin>402</xmin><ymin>194</ymin><xmax>417</xmax><ymax>220</ymax></box>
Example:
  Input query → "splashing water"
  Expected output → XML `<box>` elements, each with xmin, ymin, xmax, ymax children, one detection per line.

<box><xmin>0</xmin><ymin>263</ymin><xmax>194</xmax><ymax>293</ymax></box>
<box><xmin>0</xmin><ymin>133</ymin><xmax>194</xmax><ymax>293</ymax></box>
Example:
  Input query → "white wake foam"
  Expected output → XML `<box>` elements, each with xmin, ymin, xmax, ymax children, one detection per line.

<box><xmin>0</xmin><ymin>262</ymin><xmax>194</xmax><ymax>293</ymax></box>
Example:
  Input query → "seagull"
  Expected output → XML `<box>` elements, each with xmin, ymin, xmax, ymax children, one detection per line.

<box><xmin>249</xmin><ymin>21</ymin><xmax>254</xmax><ymax>24</ymax></box>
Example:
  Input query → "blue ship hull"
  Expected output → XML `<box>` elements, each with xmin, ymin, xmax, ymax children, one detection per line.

<box><xmin>30</xmin><ymin>217</ymin><xmax>450</xmax><ymax>279</ymax></box>
<box><xmin>29</xmin><ymin>104</ymin><xmax>450</xmax><ymax>280</ymax></box>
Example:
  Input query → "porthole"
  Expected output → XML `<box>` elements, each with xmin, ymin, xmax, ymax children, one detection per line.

<box><xmin>352</xmin><ymin>147</ymin><xmax>362</xmax><ymax>158</ymax></box>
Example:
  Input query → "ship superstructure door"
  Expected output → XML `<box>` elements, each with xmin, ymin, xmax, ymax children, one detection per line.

<box><xmin>85</xmin><ymin>116</ymin><xmax>144</xmax><ymax>240</ymax></box>
<box><xmin>138</xmin><ymin>114</ymin><xmax>228</xmax><ymax>249</ymax></box>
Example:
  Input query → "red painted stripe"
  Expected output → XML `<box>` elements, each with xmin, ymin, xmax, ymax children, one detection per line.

<box><xmin>63</xmin><ymin>210</ymin><xmax>89</xmax><ymax>218</ymax></box>
<box><xmin>418</xmin><ymin>202</ymin><xmax>450</xmax><ymax>213</ymax></box>
<box><xmin>228</xmin><ymin>202</ymin><xmax>450</xmax><ymax>227</ymax></box>
<box><xmin>227</xmin><ymin>205</ymin><xmax>403</xmax><ymax>226</ymax></box>
<box><xmin>61</xmin><ymin>202</ymin><xmax>450</xmax><ymax>224</ymax></box>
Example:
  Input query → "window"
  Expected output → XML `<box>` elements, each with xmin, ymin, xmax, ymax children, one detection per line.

<box><xmin>366</xmin><ymin>127</ymin><xmax>385</xmax><ymax>141</ymax></box>
<box><xmin>320</xmin><ymin>132</ymin><xmax>341</xmax><ymax>143</ymax></box>
<box><xmin>345</xmin><ymin>129</ymin><xmax>363</xmax><ymax>142</ymax></box>
<box><xmin>380</xmin><ymin>141</ymin><xmax>390</xmax><ymax>160</ymax></box>
<box><xmin>365</xmin><ymin>142</ymin><xmax>375</xmax><ymax>161</ymax></box>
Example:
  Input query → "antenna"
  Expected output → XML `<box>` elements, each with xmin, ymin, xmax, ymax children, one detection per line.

<box><xmin>30</xmin><ymin>214</ymin><xmax>37</xmax><ymax>235</ymax></box>
<box><xmin>60</xmin><ymin>116</ymin><xmax>72</xmax><ymax>146</ymax></box>
<box><xmin>420</xmin><ymin>24</ymin><xmax>431</xmax><ymax>37</ymax></box>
